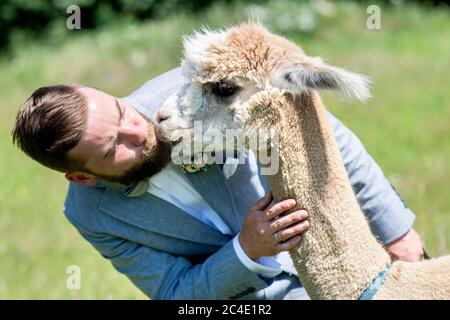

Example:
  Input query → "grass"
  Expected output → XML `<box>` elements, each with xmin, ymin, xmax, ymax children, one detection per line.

<box><xmin>0</xmin><ymin>1</ymin><xmax>449</xmax><ymax>299</ymax></box>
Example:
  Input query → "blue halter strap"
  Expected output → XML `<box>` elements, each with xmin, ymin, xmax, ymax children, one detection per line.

<box><xmin>358</xmin><ymin>264</ymin><xmax>393</xmax><ymax>300</ymax></box>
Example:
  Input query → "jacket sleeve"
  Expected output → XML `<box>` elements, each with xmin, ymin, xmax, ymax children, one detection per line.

<box><xmin>74</xmin><ymin>226</ymin><xmax>270</xmax><ymax>300</ymax></box>
<box><xmin>328</xmin><ymin>112</ymin><xmax>416</xmax><ymax>244</ymax></box>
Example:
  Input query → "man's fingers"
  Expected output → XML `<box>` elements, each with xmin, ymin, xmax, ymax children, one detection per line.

<box><xmin>269</xmin><ymin>209</ymin><xmax>308</xmax><ymax>231</ymax></box>
<box><xmin>264</xmin><ymin>199</ymin><xmax>297</xmax><ymax>221</ymax></box>
<box><xmin>277</xmin><ymin>235</ymin><xmax>303</xmax><ymax>252</ymax></box>
<box><xmin>275</xmin><ymin>220</ymin><xmax>309</xmax><ymax>242</ymax></box>
<box><xmin>250</xmin><ymin>191</ymin><xmax>273</xmax><ymax>211</ymax></box>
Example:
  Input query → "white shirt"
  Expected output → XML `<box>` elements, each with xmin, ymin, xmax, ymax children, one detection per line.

<box><xmin>147</xmin><ymin>163</ymin><xmax>282</xmax><ymax>278</ymax></box>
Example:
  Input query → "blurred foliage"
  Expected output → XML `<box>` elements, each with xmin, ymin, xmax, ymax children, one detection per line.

<box><xmin>0</xmin><ymin>0</ymin><xmax>448</xmax><ymax>52</ymax></box>
<box><xmin>0</xmin><ymin>0</ymin><xmax>215</xmax><ymax>51</ymax></box>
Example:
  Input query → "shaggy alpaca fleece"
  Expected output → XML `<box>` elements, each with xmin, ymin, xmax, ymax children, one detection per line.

<box><xmin>159</xmin><ymin>22</ymin><xmax>450</xmax><ymax>299</ymax></box>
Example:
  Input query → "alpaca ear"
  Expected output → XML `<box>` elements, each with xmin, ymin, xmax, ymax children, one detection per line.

<box><xmin>271</xmin><ymin>58</ymin><xmax>371</xmax><ymax>102</ymax></box>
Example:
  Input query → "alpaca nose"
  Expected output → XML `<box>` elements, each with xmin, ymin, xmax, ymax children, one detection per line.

<box><xmin>156</xmin><ymin>111</ymin><xmax>170</xmax><ymax>124</ymax></box>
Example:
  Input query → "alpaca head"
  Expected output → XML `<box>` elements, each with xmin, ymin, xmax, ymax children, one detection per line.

<box><xmin>158</xmin><ymin>23</ymin><xmax>370</xmax><ymax>165</ymax></box>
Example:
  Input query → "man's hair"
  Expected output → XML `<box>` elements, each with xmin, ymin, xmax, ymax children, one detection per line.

<box><xmin>12</xmin><ymin>84</ymin><xmax>89</xmax><ymax>173</ymax></box>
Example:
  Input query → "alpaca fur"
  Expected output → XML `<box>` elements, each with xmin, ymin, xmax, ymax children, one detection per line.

<box><xmin>158</xmin><ymin>23</ymin><xmax>450</xmax><ymax>299</ymax></box>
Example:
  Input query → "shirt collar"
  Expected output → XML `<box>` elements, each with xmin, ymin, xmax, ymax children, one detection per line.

<box><xmin>93</xmin><ymin>154</ymin><xmax>241</xmax><ymax>197</ymax></box>
<box><xmin>94</xmin><ymin>178</ymin><xmax>149</xmax><ymax>197</ymax></box>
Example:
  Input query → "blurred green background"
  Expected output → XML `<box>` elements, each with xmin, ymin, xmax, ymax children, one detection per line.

<box><xmin>0</xmin><ymin>0</ymin><xmax>449</xmax><ymax>299</ymax></box>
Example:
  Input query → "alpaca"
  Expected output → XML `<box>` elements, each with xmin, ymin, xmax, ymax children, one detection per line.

<box><xmin>157</xmin><ymin>23</ymin><xmax>450</xmax><ymax>299</ymax></box>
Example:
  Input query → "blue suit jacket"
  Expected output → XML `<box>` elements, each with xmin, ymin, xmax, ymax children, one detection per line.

<box><xmin>64</xmin><ymin>68</ymin><xmax>415</xmax><ymax>299</ymax></box>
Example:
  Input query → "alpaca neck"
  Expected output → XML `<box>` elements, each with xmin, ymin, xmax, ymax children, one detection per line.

<box><xmin>262</xmin><ymin>92</ymin><xmax>391</xmax><ymax>299</ymax></box>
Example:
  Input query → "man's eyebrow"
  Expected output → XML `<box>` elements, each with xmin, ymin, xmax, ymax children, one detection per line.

<box><xmin>103</xmin><ymin>136</ymin><xmax>117</xmax><ymax>160</ymax></box>
<box><xmin>115</xmin><ymin>98</ymin><xmax>124</xmax><ymax>120</ymax></box>
<box><xmin>103</xmin><ymin>99</ymin><xmax>123</xmax><ymax>160</ymax></box>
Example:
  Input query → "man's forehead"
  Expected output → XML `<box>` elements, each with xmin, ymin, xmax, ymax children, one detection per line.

<box><xmin>88</xmin><ymin>100</ymin><xmax>97</xmax><ymax>111</ymax></box>
<box><xmin>78</xmin><ymin>87</ymin><xmax>114</xmax><ymax>109</ymax></box>
<box><xmin>67</xmin><ymin>88</ymin><xmax>118</xmax><ymax>163</ymax></box>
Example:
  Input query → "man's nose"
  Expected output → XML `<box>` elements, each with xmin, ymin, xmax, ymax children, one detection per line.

<box><xmin>156</xmin><ymin>111</ymin><xmax>170</xmax><ymax>124</ymax></box>
<box><xmin>118</xmin><ymin>126</ymin><xmax>147</xmax><ymax>146</ymax></box>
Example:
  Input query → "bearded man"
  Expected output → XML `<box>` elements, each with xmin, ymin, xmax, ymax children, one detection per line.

<box><xmin>12</xmin><ymin>68</ymin><xmax>424</xmax><ymax>299</ymax></box>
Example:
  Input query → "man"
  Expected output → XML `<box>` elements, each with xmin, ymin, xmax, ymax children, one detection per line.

<box><xmin>12</xmin><ymin>67</ymin><xmax>424</xmax><ymax>300</ymax></box>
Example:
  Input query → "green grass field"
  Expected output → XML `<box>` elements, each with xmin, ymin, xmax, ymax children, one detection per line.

<box><xmin>0</xmin><ymin>1</ymin><xmax>449</xmax><ymax>299</ymax></box>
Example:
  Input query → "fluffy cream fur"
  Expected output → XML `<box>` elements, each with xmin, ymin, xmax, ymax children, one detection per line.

<box><xmin>158</xmin><ymin>23</ymin><xmax>450</xmax><ymax>299</ymax></box>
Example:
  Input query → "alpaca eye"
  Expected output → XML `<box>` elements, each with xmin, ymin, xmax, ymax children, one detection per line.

<box><xmin>211</xmin><ymin>82</ymin><xmax>240</xmax><ymax>98</ymax></box>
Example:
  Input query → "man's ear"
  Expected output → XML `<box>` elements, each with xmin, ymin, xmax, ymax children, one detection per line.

<box><xmin>65</xmin><ymin>171</ymin><xmax>98</xmax><ymax>187</ymax></box>
<box><xmin>271</xmin><ymin>57</ymin><xmax>371</xmax><ymax>102</ymax></box>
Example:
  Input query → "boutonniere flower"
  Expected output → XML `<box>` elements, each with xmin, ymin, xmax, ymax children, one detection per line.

<box><xmin>176</xmin><ymin>153</ymin><xmax>208</xmax><ymax>173</ymax></box>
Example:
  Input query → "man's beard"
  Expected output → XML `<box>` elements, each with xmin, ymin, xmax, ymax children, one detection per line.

<box><xmin>97</xmin><ymin>122</ymin><xmax>172</xmax><ymax>186</ymax></box>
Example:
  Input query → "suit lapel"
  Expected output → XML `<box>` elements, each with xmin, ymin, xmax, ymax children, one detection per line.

<box><xmin>183</xmin><ymin>164</ymin><xmax>242</xmax><ymax>235</ymax></box>
<box><xmin>99</xmin><ymin>187</ymin><xmax>231</xmax><ymax>246</ymax></box>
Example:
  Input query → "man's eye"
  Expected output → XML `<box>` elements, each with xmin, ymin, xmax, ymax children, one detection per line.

<box><xmin>211</xmin><ymin>82</ymin><xmax>240</xmax><ymax>98</ymax></box>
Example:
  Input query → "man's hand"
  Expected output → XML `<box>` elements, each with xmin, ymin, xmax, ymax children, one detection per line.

<box><xmin>385</xmin><ymin>228</ymin><xmax>425</xmax><ymax>262</ymax></box>
<box><xmin>238</xmin><ymin>192</ymin><xmax>309</xmax><ymax>261</ymax></box>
